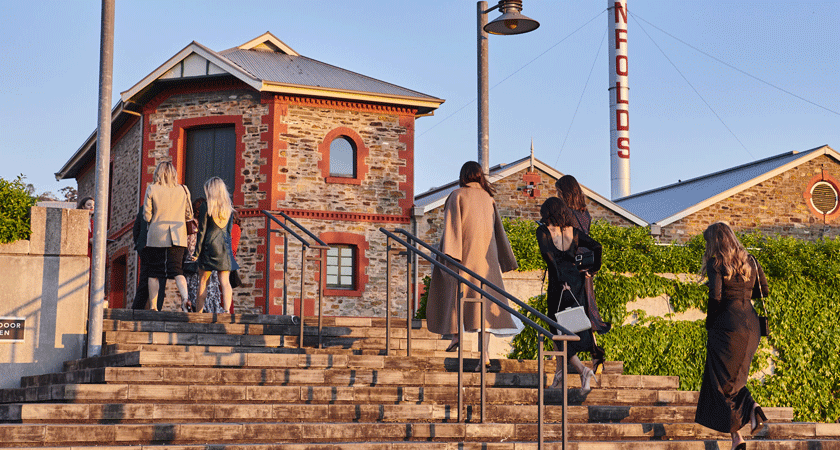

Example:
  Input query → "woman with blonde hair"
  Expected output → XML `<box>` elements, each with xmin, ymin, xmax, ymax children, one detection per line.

<box><xmin>194</xmin><ymin>177</ymin><xmax>239</xmax><ymax>312</ymax></box>
<box><xmin>695</xmin><ymin>222</ymin><xmax>769</xmax><ymax>450</ymax></box>
<box><xmin>143</xmin><ymin>161</ymin><xmax>192</xmax><ymax>311</ymax></box>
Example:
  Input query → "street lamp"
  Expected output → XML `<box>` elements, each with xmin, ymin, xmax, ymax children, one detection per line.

<box><xmin>478</xmin><ymin>0</ymin><xmax>539</xmax><ymax>174</ymax></box>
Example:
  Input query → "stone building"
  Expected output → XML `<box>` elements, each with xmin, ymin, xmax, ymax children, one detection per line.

<box><xmin>615</xmin><ymin>145</ymin><xmax>840</xmax><ymax>243</ymax></box>
<box><xmin>411</xmin><ymin>154</ymin><xmax>646</xmax><ymax>258</ymax></box>
<box><xmin>55</xmin><ymin>32</ymin><xmax>443</xmax><ymax>316</ymax></box>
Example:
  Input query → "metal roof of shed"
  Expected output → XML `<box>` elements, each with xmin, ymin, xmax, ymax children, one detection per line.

<box><xmin>614</xmin><ymin>145</ymin><xmax>838</xmax><ymax>226</ymax></box>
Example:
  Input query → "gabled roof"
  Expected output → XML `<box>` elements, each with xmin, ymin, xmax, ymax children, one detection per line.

<box><xmin>121</xmin><ymin>31</ymin><xmax>443</xmax><ymax>114</ymax></box>
<box><xmin>58</xmin><ymin>32</ymin><xmax>444</xmax><ymax>180</ymax></box>
<box><xmin>413</xmin><ymin>155</ymin><xmax>648</xmax><ymax>226</ymax></box>
<box><xmin>614</xmin><ymin>145</ymin><xmax>838</xmax><ymax>226</ymax></box>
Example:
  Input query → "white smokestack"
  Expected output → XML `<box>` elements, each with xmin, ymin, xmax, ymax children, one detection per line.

<box><xmin>609</xmin><ymin>0</ymin><xmax>630</xmax><ymax>199</ymax></box>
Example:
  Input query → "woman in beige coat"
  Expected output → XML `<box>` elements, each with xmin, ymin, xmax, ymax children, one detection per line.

<box><xmin>143</xmin><ymin>161</ymin><xmax>192</xmax><ymax>311</ymax></box>
<box><xmin>426</xmin><ymin>161</ymin><xmax>522</xmax><ymax>368</ymax></box>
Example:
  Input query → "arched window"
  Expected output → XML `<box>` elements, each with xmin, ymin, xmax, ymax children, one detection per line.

<box><xmin>329</xmin><ymin>137</ymin><xmax>356</xmax><ymax>178</ymax></box>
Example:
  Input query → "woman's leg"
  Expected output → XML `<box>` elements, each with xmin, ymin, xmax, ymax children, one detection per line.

<box><xmin>195</xmin><ymin>270</ymin><xmax>213</xmax><ymax>312</ymax></box>
<box><xmin>218</xmin><ymin>270</ymin><xmax>232</xmax><ymax>312</ymax></box>
<box><xmin>147</xmin><ymin>277</ymin><xmax>159</xmax><ymax>311</ymax></box>
<box><xmin>730</xmin><ymin>431</ymin><xmax>745</xmax><ymax>449</ymax></box>
<box><xmin>174</xmin><ymin>274</ymin><xmax>189</xmax><ymax>310</ymax></box>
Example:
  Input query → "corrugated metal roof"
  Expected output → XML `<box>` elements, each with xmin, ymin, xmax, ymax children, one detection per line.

<box><xmin>614</xmin><ymin>145</ymin><xmax>833</xmax><ymax>225</ymax></box>
<box><xmin>221</xmin><ymin>49</ymin><xmax>440</xmax><ymax>101</ymax></box>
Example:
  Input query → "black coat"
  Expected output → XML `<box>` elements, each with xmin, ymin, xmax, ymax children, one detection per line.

<box><xmin>194</xmin><ymin>202</ymin><xmax>238</xmax><ymax>272</ymax></box>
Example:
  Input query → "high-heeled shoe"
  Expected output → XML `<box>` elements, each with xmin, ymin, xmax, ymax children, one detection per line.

<box><xmin>444</xmin><ymin>339</ymin><xmax>460</xmax><ymax>352</ymax></box>
<box><xmin>751</xmin><ymin>405</ymin><xmax>768</xmax><ymax>433</ymax></box>
<box><xmin>580</xmin><ymin>367</ymin><xmax>598</xmax><ymax>391</ymax></box>
<box><xmin>548</xmin><ymin>369</ymin><xmax>564</xmax><ymax>389</ymax></box>
<box><xmin>591</xmin><ymin>346</ymin><xmax>606</xmax><ymax>374</ymax></box>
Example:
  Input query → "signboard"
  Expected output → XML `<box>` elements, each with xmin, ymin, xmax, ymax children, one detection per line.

<box><xmin>0</xmin><ymin>317</ymin><xmax>25</xmax><ymax>342</ymax></box>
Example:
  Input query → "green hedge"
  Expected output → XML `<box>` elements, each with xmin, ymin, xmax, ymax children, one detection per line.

<box><xmin>503</xmin><ymin>219</ymin><xmax>840</xmax><ymax>423</ymax></box>
<box><xmin>0</xmin><ymin>176</ymin><xmax>35</xmax><ymax>244</ymax></box>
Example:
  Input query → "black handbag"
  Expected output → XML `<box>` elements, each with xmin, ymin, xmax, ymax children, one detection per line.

<box><xmin>751</xmin><ymin>258</ymin><xmax>770</xmax><ymax>337</ymax></box>
<box><xmin>572</xmin><ymin>213</ymin><xmax>595</xmax><ymax>270</ymax></box>
<box><xmin>230</xmin><ymin>269</ymin><xmax>242</xmax><ymax>288</ymax></box>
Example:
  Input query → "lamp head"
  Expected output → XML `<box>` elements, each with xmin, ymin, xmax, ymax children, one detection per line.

<box><xmin>484</xmin><ymin>0</ymin><xmax>540</xmax><ymax>35</ymax></box>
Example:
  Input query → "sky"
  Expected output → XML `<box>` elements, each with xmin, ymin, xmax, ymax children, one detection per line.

<box><xmin>1</xmin><ymin>1</ymin><xmax>838</xmax><ymax>201</ymax></box>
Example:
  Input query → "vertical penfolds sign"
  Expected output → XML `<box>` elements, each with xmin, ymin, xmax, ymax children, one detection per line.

<box><xmin>609</xmin><ymin>0</ymin><xmax>630</xmax><ymax>199</ymax></box>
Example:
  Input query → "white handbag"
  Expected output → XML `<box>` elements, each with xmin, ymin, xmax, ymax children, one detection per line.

<box><xmin>554</xmin><ymin>283</ymin><xmax>592</xmax><ymax>334</ymax></box>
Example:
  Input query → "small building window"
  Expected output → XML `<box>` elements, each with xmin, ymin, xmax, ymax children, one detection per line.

<box><xmin>329</xmin><ymin>137</ymin><xmax>356</xmax><ymax>178</ymax></box>
<box><xmin>326</xmin><ymin>245</ymin><xmax>355</xmax><ymax>290</ymax></box>
<box><xmin>810</xmin><ymin>181</ymin><xmax>838</xmax><ymax>215</ymax></box>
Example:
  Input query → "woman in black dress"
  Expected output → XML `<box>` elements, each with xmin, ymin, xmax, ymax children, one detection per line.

<box><xmin>194</xmin><ymin>177</ymin><xmax>238</xmax><ymax>313</ymax></box>
<box><xmin>536</xmin><ymin>197</ymin><xmax>602</xmax><ymax>391</ymax></box>
<box><xmin>555</xmin><ymin>175</ymin><xmax>610</xmax><ymax>372</ymax></box>
<box><xmin>695</xmin><ymin>222</ymin><xmax>769</xmax><ymax>450</ymax></box>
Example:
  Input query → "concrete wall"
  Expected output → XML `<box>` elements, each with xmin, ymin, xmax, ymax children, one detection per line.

<box><xmin>0</xmin><ymin>207</ymin><xmax>90</xmax><ymax>389</ymax></box>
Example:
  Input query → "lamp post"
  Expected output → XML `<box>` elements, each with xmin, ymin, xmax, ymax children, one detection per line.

<box><xmin>477</xmin><ymin>0</ymin><xmax>539</xmax><ymax>174</ymax></box>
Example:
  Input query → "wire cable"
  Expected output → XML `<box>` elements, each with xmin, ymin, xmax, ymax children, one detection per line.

<box><xmin>631</xmin><ymin>12</ymin><xmax>839</xmax><ymax>117</ymax></box>
<box><xmin>632</xmin><ymin>15</ymin><xmax>754</xmax><ymax>159</ymax></box>
<box><xmin>419</xmin><ymin>9</ymin><xmax>607</xmax><ymax>137</ymax></box>
<box><xmin>555</xmin><ymin>28</ymin><xmax>607</xmax><ymax>167</ymax></box>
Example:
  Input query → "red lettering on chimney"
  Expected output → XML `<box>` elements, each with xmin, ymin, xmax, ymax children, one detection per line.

<box><xmin>617</xmin><ymin>137</ymin><xmax>630</xmax><ymax>158</ymax></box>
<box><xmin>616</xmin><ymin>110</ymin><xmax>629</xmax><ymax>131</ymax></box>
<box><xmin>614</xmin><ymin>2</ymin><xmax>627</xmax><ymax>24</ymax></box>
<box><xmin>615</xmin><ymin>29</ymin><xmax>627</xmax><ymax>49</ymax></box>
<box><xmin>616</xmin><ymin>55</ymin><xmax>628</xmax><ymax>76</ymax></box>
<box><xmin>616</xmin><ymin>82</ymin><xmax>628</xmax><ymax>104</ymax></box>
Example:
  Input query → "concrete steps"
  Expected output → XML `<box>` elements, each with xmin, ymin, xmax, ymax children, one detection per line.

<box><xmin>0</xmin><ymin>309</ymin><xmax>836</xmax><ymax>449</ymax></box>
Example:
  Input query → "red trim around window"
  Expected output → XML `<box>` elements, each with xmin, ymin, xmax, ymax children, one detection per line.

<box><xmin>319</xmin><ymin>231</ymin><xmax>369</xmax><ymax>297</ymax></box>
<box><xmin>803</xmin><ymin>170</ymin><xmax>840</xmax><ymax>223</ymax></box>
<box><xmin>317</xmin><ymin>127</ymin><xmax>369</xmax><ymax>185</ymax></box>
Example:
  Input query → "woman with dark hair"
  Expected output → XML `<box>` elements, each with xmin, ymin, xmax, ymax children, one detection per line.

<box><xmin>143</xmin><ymin>161</ymin><xmax>192</xmax><ymax>311</ymax></box>
<box><xmin>426</xmin><ymin>161</ymin><xmax>522</xmax><ymax>369</ymax></box>
<box><xmin>536</xmin><ymin>196</ymin><xmax>603</xmax><ymax>391</ymax></box>
<box><xmin>77</xmin><ymin>196</ymin><xmax>95</xmax><ymax>256</ymax></box>
<box><xmin>695</xmin><ymin>222</ymin><xmax>769</xmax><ymax>450</ymax></box>
<box><xmin>555</xmin><ymin>175</ymin><xmax>610</xmax><ymax>370</ymax></box>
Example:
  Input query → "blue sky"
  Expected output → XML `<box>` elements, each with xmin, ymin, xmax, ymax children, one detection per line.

<box><xmin>1</xmin><ymin>1</ymin><xmax>837</xmax><ymax>201</ymax></box>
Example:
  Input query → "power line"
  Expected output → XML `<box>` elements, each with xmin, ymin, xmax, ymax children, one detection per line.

<box><xmin>555</xmin><ymin>28</ymin><xmax>607</xmax><ymax>167</ymax></box>
<box><xmin>631</xmin><ymin>12</ymin><xmax>840</xmax><ymax>117</ymax></box>
<box><xmin>633</xmin><ymin>15</ymin><xmax>754</xmax><ymax>159</ymax></box>
<box><xmin>418</xmin><ymin>9</ymin><xmax>606</xmax><ymax>138</ymax></box>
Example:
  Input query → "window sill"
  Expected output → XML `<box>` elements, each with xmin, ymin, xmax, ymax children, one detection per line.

<box><xmin>324</xmin><ymin>288</ymin><xmax>364</xmax><ymax>297</ymax></box>
<box><xmin>325</xmin><ymin>176</ymin><xmax>362</xmax><ymax>185</ymax></box>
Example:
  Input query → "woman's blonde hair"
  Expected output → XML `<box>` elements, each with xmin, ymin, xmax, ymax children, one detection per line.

<box><xmin>153</xmin><ymin>161</ymin><xmax>178</xmax><ymax>186</ymax></box>
<box><xmin>701</xmin><ymin>221</ymin><xmax>751</xmax><ymax>281</ymax></box>
<box><xmin>203</xmin><ymin>177</ymin><xmax>233</xmax><ymax>224</ymax></box>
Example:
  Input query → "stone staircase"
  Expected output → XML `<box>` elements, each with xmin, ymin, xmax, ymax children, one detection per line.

<box><xmin>0</xmin><ymin>309</ymin><xmax>838</xmax><ymax>449</ymax></box>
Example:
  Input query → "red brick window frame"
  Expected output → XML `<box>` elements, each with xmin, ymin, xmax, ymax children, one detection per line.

<box><xmin>803</xmin><ymin>171</ymin><xmax>840</xmax><ymax>223</ymax></box>
<box><xmin>317</xmin><ymin>127</ymin><xmax>369</xmax><ymax>185</ymax></box>
<box><xmin>320</xmin><ymin>231</ymin><xmax>369</xmax><ymax>297</ymax></box>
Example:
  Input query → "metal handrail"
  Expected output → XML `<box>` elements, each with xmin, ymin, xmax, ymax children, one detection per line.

<box><xmin>262</xmin><ymin>210</ymin><xmax>329</xmax><ymax>348</ymax></box>
<box><xmin>380</xmin><ymin>227</ymin><xmax>578</xmax><ymax>449</ymax></box>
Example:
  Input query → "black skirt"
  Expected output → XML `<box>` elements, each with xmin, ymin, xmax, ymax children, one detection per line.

<box><xmin>142</xmin><ymin>246</ymin><xmax>186</xmax><ymax>279</ymax></box>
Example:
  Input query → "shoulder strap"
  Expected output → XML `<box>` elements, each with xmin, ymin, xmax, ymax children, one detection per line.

<box><xmin>561</xmin><ymin>282</ymin><xmax>583</xmax><ymax>307</ymax></box>
<box><xmin>750</xmin><ymin>256</ymin><xmax>770</xmax><ymax>316</ymax></box>
<box><xmin>182</xmin><ymin>185</ymin><xmax>194</xmax><ymax>218</ymax></box>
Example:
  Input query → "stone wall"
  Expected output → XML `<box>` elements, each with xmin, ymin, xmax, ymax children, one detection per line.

<box><xmin>0</xmin><ymin>207</ymin><xmax>90</xmax><ymax>389</ymax></box>
<box><xmin>660</xmin><ymin>155</ymin><xmax>840</xmax><ymax>242</ymax></box>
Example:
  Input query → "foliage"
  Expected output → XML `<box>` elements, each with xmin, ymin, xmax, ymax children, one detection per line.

<box><xmin>502</xmin><ymin>217</ymin><xmax>544</xmax><ymax>272</ymax></box>
<box><xmin>504</xmin><ymin>218</ymin><xmax>840</xmax><ymax>423</ymax></box>
<box><xmin>0</xmin><ymin>175</ymin><xmax>36</xmax><ymax>244</ymax></box>
<box><xmin>415</xmin><ymin>275</ymin><xmax>430</xmax><ymax>320</ymax></box>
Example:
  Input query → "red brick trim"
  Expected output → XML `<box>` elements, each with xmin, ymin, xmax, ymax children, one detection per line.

<box><xmin>237</xmin><ymin>208</ymin><xmax>410</xmax><ymax>224</ymax></box>
<box><xmin>259</xmin><ymin>94</ymin><xmax>288</xmax><ymax>208</ymax></box>
<box><xmin>397</xmin><ymin>115</ymin><xmax>415</xmax><ymax>216</ymax></box>
<box><xmin>803</xmin><ymin>170</ymin><xmax>840</xmax><ymax>223</ymax></box>
<box><xmin>317</xmin><ymin>127</ymin><xmax>369</xmax><ymax>185</ymax></box>
<box><xmin>273</xmin><ymin>94</ymin><xmax>418</xmax><ymax>116</ymax></box>
<box><xmin>319</xmin><ymin>231</ymin><xmax>370</xmax><ymax>298</ymax></box>
<box><xmin>108</xmin><ymin>219</ymin><xmax>135</xmax><ymax>242</ymax></box>
<box><xmin>168</xmin><ymin>115</ymin><xmax>247</xmax><ymax>206</ymax></box>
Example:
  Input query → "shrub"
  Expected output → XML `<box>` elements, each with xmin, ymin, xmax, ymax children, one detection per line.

<box><xmin>0</xmin><ymin>175</ymin><xmax>36</xmax><ymax>244</ymax></box>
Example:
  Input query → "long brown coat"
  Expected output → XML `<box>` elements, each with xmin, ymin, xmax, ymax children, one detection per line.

<box><xmin>426</xmin><ymin>183</ymin><xmax>521</xmax><ymax>336</ymax></box>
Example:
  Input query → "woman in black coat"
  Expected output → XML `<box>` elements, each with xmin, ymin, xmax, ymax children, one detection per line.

<box><xmin>695</xmin><ymin>222</ymin><xmax>769</xmax><ymax>450</ymax></box>
<box><xmin>194</xmin><ymin>177</ymin><xmax>239</xmax><ymax>313</ymax></box>
<box><xmin>536</xmin><ymin>197</ymin><xmax>602</xmax><ymax>392</ymax></box>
